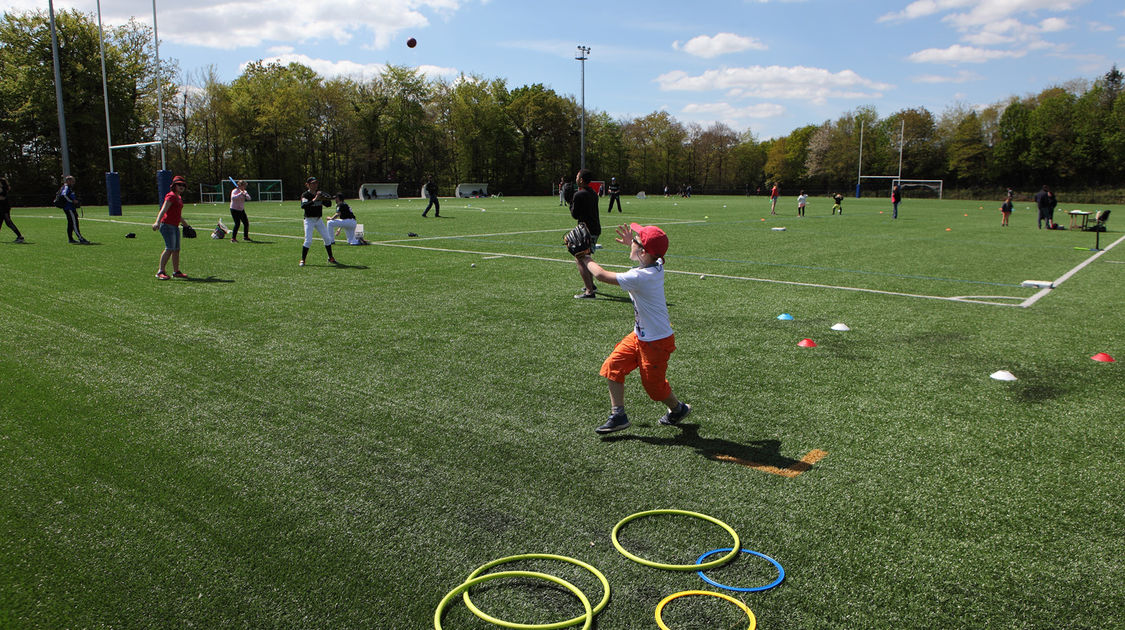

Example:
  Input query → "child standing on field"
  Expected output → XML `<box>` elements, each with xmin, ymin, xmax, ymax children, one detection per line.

<box><xmin>574</xmin><ymin>222</ymin><xmax>691</xmax><ymax>435</ymax></box>
<box><xmin>832</xmin><ymin>192</ymin><xmax>844</xmax><ymax>215</ymax></box>
<box><xmin>797</xmin><ymin>191</ymin><xmax>808</xmax><ymax>217</ymax></box>
<box><xmin>1000</xmin><ymin>195</ymin><xmax>1013</xmax><ymax>227</ymax></box>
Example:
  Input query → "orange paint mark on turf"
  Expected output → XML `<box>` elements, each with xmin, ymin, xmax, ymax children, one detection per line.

<box><xmin>715</xmin><ymin>449</ymin><xmax>828</xmax><ymax>477</ymax></box>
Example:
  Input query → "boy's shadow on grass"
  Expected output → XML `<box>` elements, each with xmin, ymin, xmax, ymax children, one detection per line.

<box><xmin>602</xmin><ymin>424</ymin><xmax>805</xmax><ymax>470</ymax></box>
<box><xmin>592</xmin><ymin>291</ymin><xmax>632</xmax><ymax>303</ymax></box>
<box><xmin>330</xmin><ymin>263</ymin><xmax>369</xmax><ymax>270</ymax></box>
<box><xmin>184</xmin><ymin>276</ymin><xmax>234</xmax><ymax>283</ymax></box>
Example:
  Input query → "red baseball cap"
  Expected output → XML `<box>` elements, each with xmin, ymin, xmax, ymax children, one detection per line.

<box><xmin>630</xmin><ymin>223</ymin><xmax>668</xmax><ymax>258</ymax></box>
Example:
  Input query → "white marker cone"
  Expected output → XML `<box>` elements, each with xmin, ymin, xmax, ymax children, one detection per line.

<box><xmin>830</xmin><ymin>323</ymin><xmax>851</xmax><ymax>331</ymax></box>
<box><xmin>990</xmin><ymin>370</ymin><xmax>1017</xmax><ymax>381</ymax></box>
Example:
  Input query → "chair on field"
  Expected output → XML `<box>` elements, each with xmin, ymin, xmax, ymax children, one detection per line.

<box><xmin>1083</xmin><ymin>210</ymin><xmax>1110</xmax><ymax>232</ymax></box>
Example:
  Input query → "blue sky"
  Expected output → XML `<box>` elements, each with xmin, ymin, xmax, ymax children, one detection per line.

<box><xmin>28</xmin><ymin>0</ymin><xmax>1125</xmax><ymax>139</ymax></box>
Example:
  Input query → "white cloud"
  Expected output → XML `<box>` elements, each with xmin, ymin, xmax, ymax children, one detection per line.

<box><xmin>1088</xmin><ymin>22</ymin><xmax>1113</xmax><ymax>32</ymax></box>
<box><xmin>1038</xmin><ymin>17</ymin><xmax>1068</xmax><ymax>33</ymax></box>
<box><xmin>911</xmin><ymin>70</ymin><xmax>982</xmax><ymax>83</ymax></box>
<box><xmin>657</xmin><ymin>65</ymin><xmax>892</xmax><ymax>105</ymax></box>
<box><xmin>682</xmin><ymin>102</ymin><xmax>785</xmax><ymax>119</ymax></box>
<box><xmin>942</xmin><ymin>0</ymin><xmax>1080</xmax><ymax>30</ymax></box>
<box><xmin>884</xmin><ymin>0</ymin><xmax>1082</xmax><ymax>60</ymax></box>
<box><xmin>878</xmin><ymin>0</ymin><xmax>975</xmax><ymax>24</ymax></box>
<box><xmin>245</xmin><ymin>53</ymin><xmax>457</xmax><ymax>81</ymax></box>
<box><xmin>673</xmin><ymin>33</ymin><xmax>767</xmax><ymax>58</ymax></box>
<box><xmin>908</xmin><ymin>44</ymin><xmax>1026</xmax><ymax>63</ymax></box>
<box><xmin>22</xmin><ymin>0</ymin><xmax>453</xmax><ymax>50</ymax></box>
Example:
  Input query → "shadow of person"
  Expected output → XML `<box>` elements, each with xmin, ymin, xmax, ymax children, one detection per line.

<box><xmin>602</xmin><ymin>424</ymin><xmax>806</xmax><ymax>470</ymax></box>
<box><xmin>591</xmin><ymin>291</ymin><xmax>632</xmax><ymax>303</ymax></box>
<box><xmin>330</xmin><ymin>263</ymin><xmax>369</xmax><ymax>270</ymax></box>
<box><xmin>184</xmin><ymin>276</ymin><xmax>234</xmax><ymax>283</ymax></box>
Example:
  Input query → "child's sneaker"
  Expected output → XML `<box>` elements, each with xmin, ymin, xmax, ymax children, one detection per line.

<box><xmin>299</xmin><ymin>260</ymin><xmax>305</xmax><ymax>267</ymax></box>
<box><xmin>172</xmin><ymin>271</ymin><xmax>188</xmax><ymax>279</ymax></box>
<box><xmin>155</xmin><ymin>272</ymin><xmax>170</xmax><ymax>280</ymax></box>
<box><xmin>595</xmin><ymin>412</ymin><xmax>630</xmax><ymax>434</ymax></box>
<box><xmin>328</xmin><ymin>257</ymin><xmax>338</xmax><ymax>264</ymax></box>
<box><xmin>659</xmin><ymin>402</ymin><xmax>692</xmax><ymax>426</ymax></box>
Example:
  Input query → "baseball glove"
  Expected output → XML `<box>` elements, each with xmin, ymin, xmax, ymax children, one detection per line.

<box><xmin>182</xmin><ymin>224</ymin><xmax>197</xmax><ymax>238</ymax></box>
<box><xmin>564</xmin><ymin>222</ymin><xmax>594</xmax><ymax>257</ymax></box>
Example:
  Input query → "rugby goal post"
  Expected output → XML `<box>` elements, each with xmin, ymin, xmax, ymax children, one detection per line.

<box><xmin>359</xmin><ymin>183</ymin><xmax>399</xmax><ymax>200</ymax></box>
<box><xmin>455</xmin><ymin>183</ymin><xmax>489</xmax><ymax>198</ymax></box>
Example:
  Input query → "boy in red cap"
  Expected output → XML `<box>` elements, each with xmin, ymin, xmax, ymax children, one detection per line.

<box><xmin>575</xmin><ymin>222</ymin><xmax>691</xmax><ymax>434</ymax></box>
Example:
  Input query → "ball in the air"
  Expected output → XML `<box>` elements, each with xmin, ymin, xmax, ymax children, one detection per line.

<box><xmin>407</xmin><ymin>37</ymin><xmax>417</xmax><ymax>48</ymax></box>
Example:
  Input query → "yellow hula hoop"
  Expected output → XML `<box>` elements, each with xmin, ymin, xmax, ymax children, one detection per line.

<box><xmin>611</xmin><ymin>509</ymin><xmax>740</xmax><ymax>571</ymax></box>
<box><xmin>462</xmin><ymin>554</ymin><xmax>610</xmax><ymax>629</ymax></box>
<box><xmin>434</xmin><ymin>571</ymin><xmax>591</xmax><ymax>630</ymax></box>
<box><xmin>655</xmin><ymin>590</ymin><xmax>756</xmax><ymax>630</ymax></box>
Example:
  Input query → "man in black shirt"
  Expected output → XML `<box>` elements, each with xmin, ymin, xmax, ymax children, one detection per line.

<box><xmin>299</xmin><ymin>176</ymin><xmax>337</xmax><ymax>266</ymax></box>
<box><xmin>606</xmin><ymin>177</ymin><xmax>622</xmax><ymax>213</ymax></box>
<box><xmin>422</xmin><ymin>177</ymin><xmax>440</xmax><ymax>217</ymax></box>
<box><xmin>571</xmin><ymin>168</ymin><xmax>602</xmax><ymax>298</ymax></box>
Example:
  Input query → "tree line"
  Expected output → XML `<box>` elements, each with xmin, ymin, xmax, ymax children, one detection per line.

<box><xmin>2</xmin><ymin>9</ymin><xmax>1123</xmax><ymax>207</ymax></box>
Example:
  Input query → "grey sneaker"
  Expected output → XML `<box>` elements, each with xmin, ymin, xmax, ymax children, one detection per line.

<box><xmin>595</xmin><ymin>413</ymin><xmax>630</xmax><ymax>434</ymax></box>
<box><xmin>574</xmin><ymin>291</ymin><xmax>596</xmax><ymax>299</ymax></box>
<box><xmin>659</xmin><ymin>403</ymin><xmax>692</xmax><ymax>426</ymax></box>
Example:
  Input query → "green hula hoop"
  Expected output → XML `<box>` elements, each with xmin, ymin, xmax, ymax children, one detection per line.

<box><xmin>462</xmin><ymin>554</ymin><xmax>610</xmax><ymax>629</ymax></box>
<box><xmin>611</xmin><ymin>509</ymin><xmax>740</xmax><ymax>571</ymax></box>
<box><xmin>655</xmin><ymin>590</ymin><xmax>756</xmax><ymax>630</ymax></box>
<box><xmin>435</xmin><ymin>571</ymin><xmax>591</xmax><ymax>630</ymax></box>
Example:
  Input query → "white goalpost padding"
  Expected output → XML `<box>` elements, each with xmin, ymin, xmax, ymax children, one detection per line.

<box><xmin>455</xmin><ymin>183</ymin><xmax>488</xmax><ymax>198</ymax></box>
<box><xmin>359</xmin><ymin>183</ymin><xmax>399</xmax><ymax>200</ymax></box>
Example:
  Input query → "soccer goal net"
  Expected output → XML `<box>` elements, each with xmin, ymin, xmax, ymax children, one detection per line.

<box><xmin>199</xmin><ymin>183</ymin><xmax>223</xmax><ymax>204</ymax></box>
<box><xmin>893</xmin><ymin>179</ymin><xmax>944</xmax><ymax>199</ymax></box>
<box><xmin>358</xmin><ymin>183</ymin><xmax>399</xmax><ymax>200</ymax></box>
<box><xmin>219</xmin><ymin>179</ymin><xmax>284</xmax><ymax>203</ymax></box>
<box><xmin>455</xmin><ymin>183</ymin><xmax>488</xmax><ymax>198</ymax></box>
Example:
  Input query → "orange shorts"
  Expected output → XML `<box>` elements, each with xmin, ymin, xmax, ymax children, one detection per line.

<box><xmin>599</xmin><ymin>332</ymin><xmax>676</xmax><ymax>401</ymax></box>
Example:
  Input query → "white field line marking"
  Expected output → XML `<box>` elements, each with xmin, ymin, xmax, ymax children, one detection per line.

<box><xmin>1020</xmin><ymin>232</ymin><xmax>1125</xmax><ymax>308</ymax></box>
<box><xmin>378</xmin><ymin>221</ymin><xmax>705</xmax><ymax>244</ymax></box>
<box><xmin>376</xmin><ymin>241</ymin><xmax>1028</xmax><ymax>307</ymax></box>
<box><xmin>30</xmin><ymin>215</ymin><xmax>1044</xmax><ymax>308</ymax></box>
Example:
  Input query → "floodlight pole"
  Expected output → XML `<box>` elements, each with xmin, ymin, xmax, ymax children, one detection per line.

<box><xmin>576</xmin><ymin>45</ymin><xmax>590</xmax><ymax>170</ymax></box>
<box><xmin>48</xmin><ymin>0</ymin><xmax>71</xmax><ymax>177</ymax></box>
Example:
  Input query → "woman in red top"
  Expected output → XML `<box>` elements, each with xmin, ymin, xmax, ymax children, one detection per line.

<box><xmin>152</xmin><ymin>175</ymin><xmax>193</xmax><ymax>280</ymax></box>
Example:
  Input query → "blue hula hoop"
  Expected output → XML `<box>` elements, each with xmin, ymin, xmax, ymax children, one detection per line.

<box><xmin>695</xmin><ymin>548</ymin><xmax>785</xmax><ymax>593</ymax></box>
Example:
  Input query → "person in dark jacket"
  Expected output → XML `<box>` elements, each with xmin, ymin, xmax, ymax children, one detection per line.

<box><xmin>606</xmin><ymin>177</ymin><xmax>622</xmax><ymax>213</ymax></box>
<box><xmin>571</xmin><ymin>168</ymin><xmax>602</xmax><ymax>299</ymax></box>
<box><xmin>1034</xmin><ymin>185</ymin><xmax>1057</xmax><ymax>229</ymax></box>
<box><xmin>422</xmin><ymin>177</ymin><xmax>440</xmax><ymax>217</ymax></box>
<box><xmin>0</xmin><ymin>177</ymin><xmax>24</xmax><ymax>243</ymax></box>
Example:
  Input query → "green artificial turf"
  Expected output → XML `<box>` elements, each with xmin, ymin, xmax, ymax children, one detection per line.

<box><xmin>1</xmin><ymin>194</ymin><xmax>1122</xmax><ymax>628</ymax></box>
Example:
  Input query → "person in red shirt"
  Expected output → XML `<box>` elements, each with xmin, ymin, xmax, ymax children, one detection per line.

<box><xmin>770</xmin><ymin>183</ymin><xmax>780</xmax><ymax>215</ymax></box>
<box><xmin>152</xmin><ymin>175</ymin><xmax>193</xmax><ymax>280</ymax></box>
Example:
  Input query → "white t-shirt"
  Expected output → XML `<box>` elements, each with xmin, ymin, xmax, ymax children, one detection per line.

<box><xmin>616</xmin><ymin>262</ymin><xmax>673</xmax><ymax>342</ymax></box>
<box><xmin>797</xmin><ymin>194</ymin><xmax>808</xmax><ymax>207</ymax></box>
